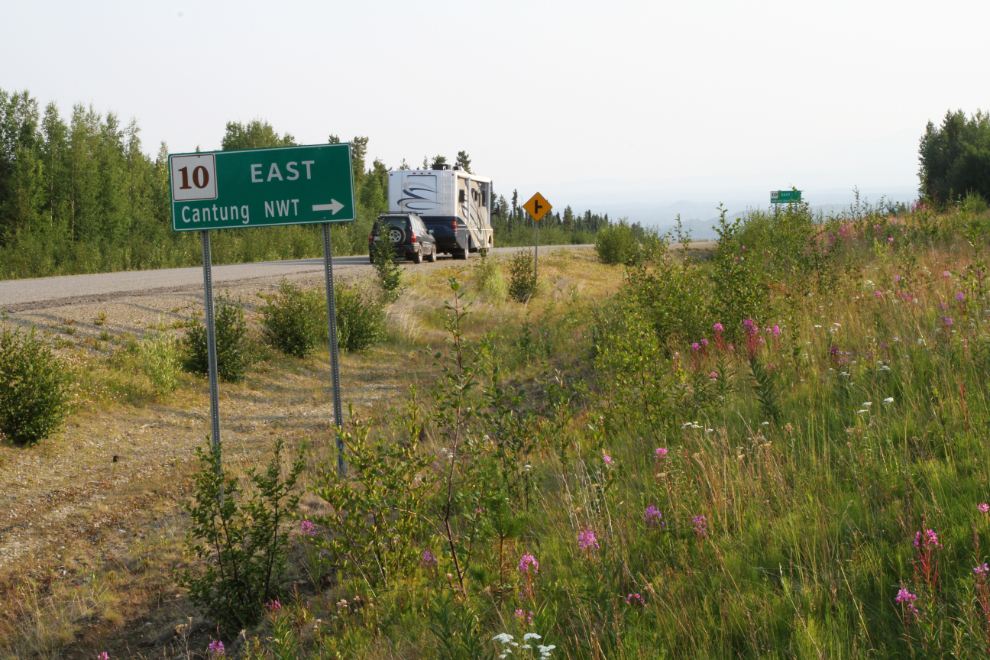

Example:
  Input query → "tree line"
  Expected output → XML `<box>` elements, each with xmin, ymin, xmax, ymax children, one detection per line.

<box><xmin>0</xmin><ymin>88</ymin><xmax>610</xmax><ymax>280</ymax></box>
<box><xmin>919</xmin><ymin>109</ymin><xmax>990</xmax><ymax>207</ymax></box>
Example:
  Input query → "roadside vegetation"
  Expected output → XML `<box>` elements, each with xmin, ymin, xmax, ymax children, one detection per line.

<box><xmin>219</xmin><ymin>198</ymin><xmax>990</xmax><ymax>660</ymax></box>
<box><xmin>5</xmin><ymin>195</ymin><xmax>990</xmax><ymax>658</ymax></box>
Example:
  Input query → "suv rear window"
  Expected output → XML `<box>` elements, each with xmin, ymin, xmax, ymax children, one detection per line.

<box><xmin>375</xmin><ymin>217</ymin><xmax>410</xmax><ymax>232</ymax></box>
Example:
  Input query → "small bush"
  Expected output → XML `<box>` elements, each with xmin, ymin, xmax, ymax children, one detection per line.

<box><xmin>335</xmin><ymin>285</ymin><xmax>387</xmax><ymax>351</ymax></box>
<box><xmin>260</xmin><ymin>280</ymin><xmax>326</xmax><ymax>358</ymax></box>
<box><xmin>473</xmin><ymin>252</ymin><xmax>507</xmax><ymax>302</ymax></box>
<box><xmin>0</xmin><ymin>324</ymin><xmax>73</xmax><ymax>445</ymax></box>
<box><xmin>182</xmin><ymin>438</ymin><xmax>304</xmax><ymax>634</ymax></box>
<box><xmin>595</xmin><ymin>221</ymin><xmax>638</xmax><ymax>265</ymax></box>
<box><xmin>962</xmin><ymin>191</ymin><xmax>989</xmax><ymax>215</ymax></box>
<box><xmin>183</xmin><ymin>295</ymin><xmax>252</xmax><ymax>383</ymax></box>
<box><xmin>507</xmin><ymin>251</ymin><xmax>537</xmax><ymax>302</ymax></box>
<box><xmin>371</xmin><ymin>220</ymin><xmax>404</xmax><ymax>302</ymax></box>
<box><xmin>139</xmin><ymin>332</ymin><xmax>181</xmax><ymax>397</ymax></box>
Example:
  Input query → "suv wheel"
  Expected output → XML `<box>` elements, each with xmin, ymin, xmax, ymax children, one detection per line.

<box><xmin>412</xmin><ymin>249</ymin><xmax>422</xmax><ymax>264</ymax></box>
<box><xmin>426</xmin><ymin>246</ymin><xmax>437</xmax><ymax>262</ymax></box>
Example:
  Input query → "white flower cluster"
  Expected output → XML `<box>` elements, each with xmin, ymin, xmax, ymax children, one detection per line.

<box><xmin>493</xmin><ymin>633</ymin><xmax>555</xmax><ymax>659</ymax></box>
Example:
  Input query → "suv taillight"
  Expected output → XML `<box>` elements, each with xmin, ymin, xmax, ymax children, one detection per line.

<box><xmin>411</xmin><ymin>233</ymin><xmax>417</xmax><ymax>243</ymax></box>
<box><xmin>368</xmin><ymin>233</ymin><xmax>373</xmax><ymax>241</ymax></box>
<box><xmin>452</xmin><ymin>220</ymin><xmax>458</xmax><ymax>230</ymax></box>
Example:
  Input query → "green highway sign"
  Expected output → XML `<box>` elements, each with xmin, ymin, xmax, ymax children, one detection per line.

<box><xmin>169</xmin><ymin>143</ymin><xmax>355</xmax><ymax>231</ymax></box>
<box><xmin>771</xmin><ymin>190</ymin><xmax>802</xmax><ymax>204</ymax></box>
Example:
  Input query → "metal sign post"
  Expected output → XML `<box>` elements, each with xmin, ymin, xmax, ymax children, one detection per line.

<box><xmin>535</xmin><ymin>221</ymin><xmax>539</xmax><ymax>281</ymax></box>
<box><xmin>321</xmin><ymin>223</ymin><xmax>346</xmax><ymax>476</ymax></box>
<box><xmin>522</xmin><ymin>192</ymin><xmax>552</xmax><ymax>283</ymax></box>
<box><xmin>201</xmin><ymin>231</ymin><xmax>222</xmax><ymax>460</ymax></box>
<box><xmin>169</xmin><ymin>143</ymin><xmax>356</xmax><ymax>472</ymax></box>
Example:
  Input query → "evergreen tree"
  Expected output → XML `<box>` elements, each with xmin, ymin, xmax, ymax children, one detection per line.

<box><xmin>562</xmin><ymin>205</ymin><xmax>574</xmax><ymax>230</ymax></box>
<box><xmin>455</xmin><ymin>150</ymin><xmax>472</xmax><ymax>173</ymax></box>
<box><xmin>919</xmin><ymin>110</ymin><xmax>990</xmax><ymax>205</ymax></box>
<box><xmin>350</xmin><ymin>136</ymin><xmax>369</xmax><ymax>188</ymax></box>
<box><xmin>430</xmin><ymin>155</ymin><xmax>447</xmax><ymax>169</ymax></box>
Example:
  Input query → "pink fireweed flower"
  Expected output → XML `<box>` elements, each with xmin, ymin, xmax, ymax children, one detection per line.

<box><xmin>300</xmin><ymin>520</ymin><xmax>316</xmax><ymax>537</ymax></box>
<box><xmin>895</xmin><ymin>588</ymin><xmax>918</xmax><ymax>604</ymax></box>
<box><xmin>976</xmin><ymin>563</ymin><xmax>990</xmax><ymax>576</ymax></box>
<box><xmin>979</xmin><ymin>503</ymin><xmax>989</xmax><ymax>514</ymax></box>
<box><xmin>644</xmin><ymin>505</ymin><xmax>664</xmax><ymax>528</ymax></box>
<box><xmin>655</xmin><ymin>447</ymin><xmax>668</xmax><ymax>459</ymax></box>
<box><xmin>709</xmin><ymin>371</ymin><xmax>718</xmax><ymax>379</ymax></box>
<box><xmin>743</xmin><ymin>319</ymin><xmax>757</xmax><ymax>335</ymax></box>
<box><xmin>98</xmin><ymin>654</ymin><xmax>109</xmax><ymax>660</ymax></box>
<box><xmin>713</xmin><ymin>323</ymin><xmax>724</xmax><ymax>334</ymax></box>
<box><xmin>895</xmin><ymin>588</ymin><xmax>919</xmax><ymax>620</ymax></box>
<box><xmin>691</xmin><ymin>342</ymin><xmax>701</xmax><ymax>353</ymax></box>
<box><xmin>692</xmin><ymin>515</ymin><xmax>708</xmax><ymax>538</ymax></box>
<box><xmin>894</xmin><ymin>275</ymin><xmax>901</xmax><ymax>282</ymax></box>
<box><xmin>941</xmin><ymin>315</ymin><xmax>954</xmax><ymax>326</ymax></box>
<box><xmin>914</xmin><ymin>529</ymin><xmax>941</xmax><ymax>548</ymax></box>
<box><xmin>956</xmin><ymin>292</ymin><xmax>965</xmax><ymax>301</ymax></box>
<box><xmin>266</xmin><ymin>599</ymin><xmax>281</xmax><ymax>614</ymax></box>
<box><xmin>943</xmin><ymin>270</ymin><xmax>950</xmax><ymax>278</ymax></box>
<box><xmin>578</xmin><ymin>530</ymin><xmax>600</xmax><ymax>551</ymax></box>
<box><xmin>421</xmin><ymin>550</ymin><xmax>438</xmax><ymax>567</ymax></box>
<box><xmin>772</xmin><ymin>325</ymin><xmax>781</xmax><ymax>338</ymax></box>
<box><xmin>700</xmin><ymin>338</ymin><xmax>709</xmax><ymax>347</ymax></box>
<box><xmin>626</xmin><ymin>593</ymin><xmax>645</xmax><ymax>605</ymax></box>
<box><xmin>941</xmin><ymin>301</ymin><xmax>948</xmax><ymax>310</ymax></box>
<box><xmin>514</xmin><ymin>609</ymin><xmax>534</xmax><ymax>625</ymax></box>
<box><xmin>888</xmin><ymin>237</ymin><xmax>894</xmax><ymax>244</ymax></box>
<box><xmin>875</xmin><ymin>290</ymin><xmax>883</xmax><ymax>298</ymax></box>
<box><xmin>603</xmin><ymin>454</ymin><xmax>613</xmax><ymax>466</ymax></box>
<box><xmin>518</xmin><ymin>554</ymin><xmax>539</xmax><ymax>574</ymax></box>
<box><xmin>728</xmin><ymin>344</ymin><xmax>735</xmax><ymax>351</ymax></box>
<box><xmin>207</xmin><ymin>640</ymin><xmax>226</xmax><ymax>659</ymax></box>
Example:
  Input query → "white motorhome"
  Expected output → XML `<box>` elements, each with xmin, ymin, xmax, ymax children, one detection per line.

<box><xmin>386</xmin><ymin>165</ymin><xmax>493</xmax><ymax>258</ymax></box>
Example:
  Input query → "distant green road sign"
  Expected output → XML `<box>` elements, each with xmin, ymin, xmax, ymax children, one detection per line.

<box><xmin>771</xmin><ymin>190</ymin><xmax>802</xmax><ymax>204</ymax></box>
<box><xmin>169</xmin><ymin>144</ymin><xmax>355</xmax><ymax>231</ymax></box>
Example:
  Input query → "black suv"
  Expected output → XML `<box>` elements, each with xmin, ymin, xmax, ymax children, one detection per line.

<box><xmin>369</xmin><ymin>214</ymin><xmax>437</xmax><ymax>264</ymax></box>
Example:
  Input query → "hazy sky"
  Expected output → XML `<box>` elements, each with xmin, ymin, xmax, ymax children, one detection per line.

<box><xmin>3</xmin><ymin>0</ymin><xmax>987</xmax><ymax>217</ymax></box>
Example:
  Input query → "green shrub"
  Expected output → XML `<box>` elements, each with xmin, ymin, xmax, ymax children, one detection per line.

<box><xmin>507</xmin><ymin>250</ymin><xmax>537</xmax><ymax>302</ymax></box>
<box><xmin>335</xmin><ymin>285</ymin><xmax>387</xmax><ymax>351</ymax></box>
<box><xmin>139</xmin><ymin>331</ymin><xmax>182</xmax><ymax>397</ymax></box>
<box><xmin>594</xmin><ymin>221</ymin><xmax>638</xmax><ymax>265</ymax></box>
<box><xmin>962</xmin><ymin>190</ymin><xmax>989</xmax><ymax>215</ymax></box>
<box><xmin>260</xmin><ymin>280</ymin><xmax>326</xmax><ymax>358</ymax></box>
<box><xmin>473</xmin><ymin>252</ymin><xmax>507</xmax><ymax>302</ymax></box>
<box><xmin>371</xmin><ymin>219</ymin><xmax>404</xmax><ymax>302</ymax></box>
<box><xmin>182</xmin><ymin>438</ymin><xmax>304</xmax><ymax>634</ymax></box>
<box><xmin>183</xmin><ymin>295</ymin><xmax>252</xmax><ymax>382</ymax></box>
<box><xmin>0</xmin><ymin>324</ymin><xmax>73</xmax><ymax>445</ymax></box>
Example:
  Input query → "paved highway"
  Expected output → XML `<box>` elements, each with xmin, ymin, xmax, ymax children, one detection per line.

<box><xmin>0</xmin><ymin>245</ymin><xmax>594</xmax><ymax>311</ymax></box>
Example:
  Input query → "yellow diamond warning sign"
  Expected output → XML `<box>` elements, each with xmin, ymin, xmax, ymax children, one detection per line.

<box><xmin>523</xmin><ymin>192</ymin><xmax>552</xmax><ymax>222</ymax></box>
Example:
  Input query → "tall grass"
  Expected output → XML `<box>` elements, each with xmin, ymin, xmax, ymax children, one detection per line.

<box><xmin>229</xmin><ymin>202</ymin><xmax>990</xmax><ymax>659</ymax></box>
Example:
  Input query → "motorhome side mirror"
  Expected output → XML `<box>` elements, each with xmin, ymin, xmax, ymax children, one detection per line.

<box><xmin>428</xmin><ymin>229</ymin><xmax>434</xmax><ymax>235</ymax></box>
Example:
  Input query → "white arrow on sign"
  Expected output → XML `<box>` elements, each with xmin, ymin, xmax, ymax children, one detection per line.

<box><xmin>313</xmin><ymin>200</ymin><xmax>344</xmax><ymax>214</ymax></box>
